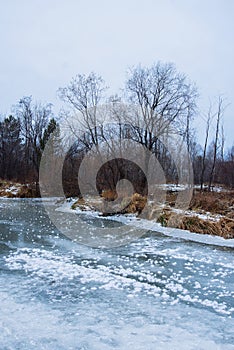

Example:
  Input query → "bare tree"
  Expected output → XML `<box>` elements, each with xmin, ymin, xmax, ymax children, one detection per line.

<box><xmin>208</xmin><ymin>97</ymin><xmax>224</xmax><ymax>191</ymax></box>
<box><xmin>122</xmin><ymin>62</ymin><xmax>198</xmax><ymax>186</ymax></box>
<box><xmin>200</xmin><ymin>106</ymin><xmax>212</xmax><ymax>190</ymax></box>
<box><xmin>220</xmin><ymin>123</ymin><xmax>225</xmax><ymax>162</ymax></box>
<box><xmin>58</xmin><ymin>72</ymin><xmax>107</xmax><ymax>147</ymax></box>
<box><xmin>15</xmin><ymin>96</ymin><xmax>53</xmax><ymax>179</ymax></box>
<box><xmin>58</xmin><ymin>72</ymin><xmax>110</xmax><ymax>195</ymax></box>
<box><xmin>125</xmin><ymin>62</ymin><xmax>197</xmax><ymax>145</ymax></box>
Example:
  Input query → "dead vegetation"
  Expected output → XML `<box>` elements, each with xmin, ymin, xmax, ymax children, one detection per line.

<box><xmin>189</xmin><ymin>190</ymin><xmax>234</xmax><ymax>216</ymax></box>
<box><xmin>0</xmin><ymin>181</ymin><xmax>40</xmax><ymax>198</ymax></box>
<box><xmin>71</xmin><ymin>192</ymin><xmax>147</xmax><ymax>216</ymax></box>
<box><xmin>156</xmin><ymin>189</ymin><xmax>234</xmax><ymax>239</ymax></box>
<box><xmin>101</xmin><ymin>189</ymin><xmax>118</xmax><ymax>202</ymax></box>
<box><xmin>122</xmin><ymin>193</ymin><xmax>147</xmax><ymax>214</ymax></box>
<box><xmin>71</xmin><ymin>197</ymin><xmax>95</xmax><ymax>211</ymax></box>
<box><xmin>157</xmin><ymin>210</ymin><xmax>234</xmax><ymax>239</ymax></box>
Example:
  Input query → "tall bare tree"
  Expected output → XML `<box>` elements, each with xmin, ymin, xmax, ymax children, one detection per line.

<box><xmin>58</xmin><ymin>72</ymin><xmax>107</xmax><ymax>147</ymax></box>
<box><xmin>200</xmin><ymin>106</ymin><xmax>212</xmax><ymax>190</ymax></box>
<box><xmin>123</xmin><ymin>62</ymin><xmax>198</xmax><ymax>185</ymax></box>
<box><xmin>125</xmin><ymin>62</ymin><xmax>197</xmax><ymax>145</ymax></box>
<box><xmin>15</xmin><ymin>96</ymin><xmax>53</xmax><ymax>178</ymax></box>
<box><xmin>208</xmin><ymin>97</ymin><xmax>224</xmax><ymax>191</ymax></box>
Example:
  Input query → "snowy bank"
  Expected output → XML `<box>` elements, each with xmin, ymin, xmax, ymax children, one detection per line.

<box><xmin>56</xmin><ymin>199</ymin><xmax>234</xmax><ymax>248</ymax></box>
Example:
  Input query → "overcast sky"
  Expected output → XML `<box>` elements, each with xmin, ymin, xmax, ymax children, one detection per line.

<box><xmin>0</xmin><ymin>0</ymin><xmax>233</xmax><ymax>147</ymax></box>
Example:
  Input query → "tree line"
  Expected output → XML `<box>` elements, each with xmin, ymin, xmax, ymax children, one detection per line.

<box><xmin>0</xmin><ymin>62</ymin><xmax>233</xmax><ymax>194</ymax></box>
<box><xmin>0</xmin><ymin>97</ymin><xmax>58</xmax><ymax>182</ymax></box>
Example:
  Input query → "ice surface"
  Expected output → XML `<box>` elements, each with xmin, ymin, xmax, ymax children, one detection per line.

<box><xmin>0</xmin><ymin>199</ymin><xmax>234</xmax><ymax>349</ymax></box>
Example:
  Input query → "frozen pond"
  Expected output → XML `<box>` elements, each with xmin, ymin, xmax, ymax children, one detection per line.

<box><xmin>0</xmin><ymin>199</ymin><xmax>234</xmax><ymax>349</ymax></box>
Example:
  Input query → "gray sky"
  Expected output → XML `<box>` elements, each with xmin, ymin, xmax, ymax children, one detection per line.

<box><xmin>0</xmin><ymin>0</ymin><xmax>233</xmax><ymax>148</ymax></box>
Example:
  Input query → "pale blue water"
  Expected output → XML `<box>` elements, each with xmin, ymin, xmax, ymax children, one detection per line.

<box><xmin>0</xmin><ymin>199</ymin><xmax>234</xmax><ymax>349</ymax></box>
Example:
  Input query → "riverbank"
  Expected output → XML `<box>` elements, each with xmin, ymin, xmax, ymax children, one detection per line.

<box><xmin>1</xmin><ymin>179</ymin><xmax>234</xmax><ymax>240</ymax></box>
<box><xmin>56</xmin><ymin>197</ymin><xmax>234</xmax><ymax>247</ymax></box>
<box><xmin>65</xmin><ymin>187</ymin><xmax>234</xmax><ymax>240</ymax></box>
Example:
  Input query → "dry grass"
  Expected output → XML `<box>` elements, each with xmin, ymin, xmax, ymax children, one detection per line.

<box><xmin>71</xmin><ymin>197</ymin><xmax>86</xmax><ymax>210</ymax></box>
<box><xmin>101</xmin><ymin>189</ymin><xmax>118</xmax><ymax>201</ymax></box>
<box><xmin>70</xmin><ymin>197</ymin><xmax>97</xmax><ymax>211</ymax></box>
<box><xmin>0</xmin><ymin>181</ymin><xmax>20</xmax><ymax>197</ymax></box>
<box><xmin>156</xmin><ymin>200</ymin><xmax>234</xmax><ymax>239</ymax></box>
<box><xmin>189</xmin><ymin>190</ymin><xmax>234</xmax><ymax>215</ymax></box>
<box><xmin>124</xmin><ymin>193</ymin><xmax>147</xmax><ymax>214</ymax></box>
<box><xmin>156</xmin><ymin>189</ymin><xmax>234</xmax><ymax>238</ymax></box>
<box><xmin>18</xmin><ymin>184</ymin><xmax>40</xmax><ymax>198</ymax></box>
<box><xmin>72</xmin><ymin>191</ymin><xmax>147</xmax><ymax>216</ymax></box>
<box><xmin>0</xmin><ymin>181</ymin><xmax>40</xmax><ymax>198</ymax></box>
